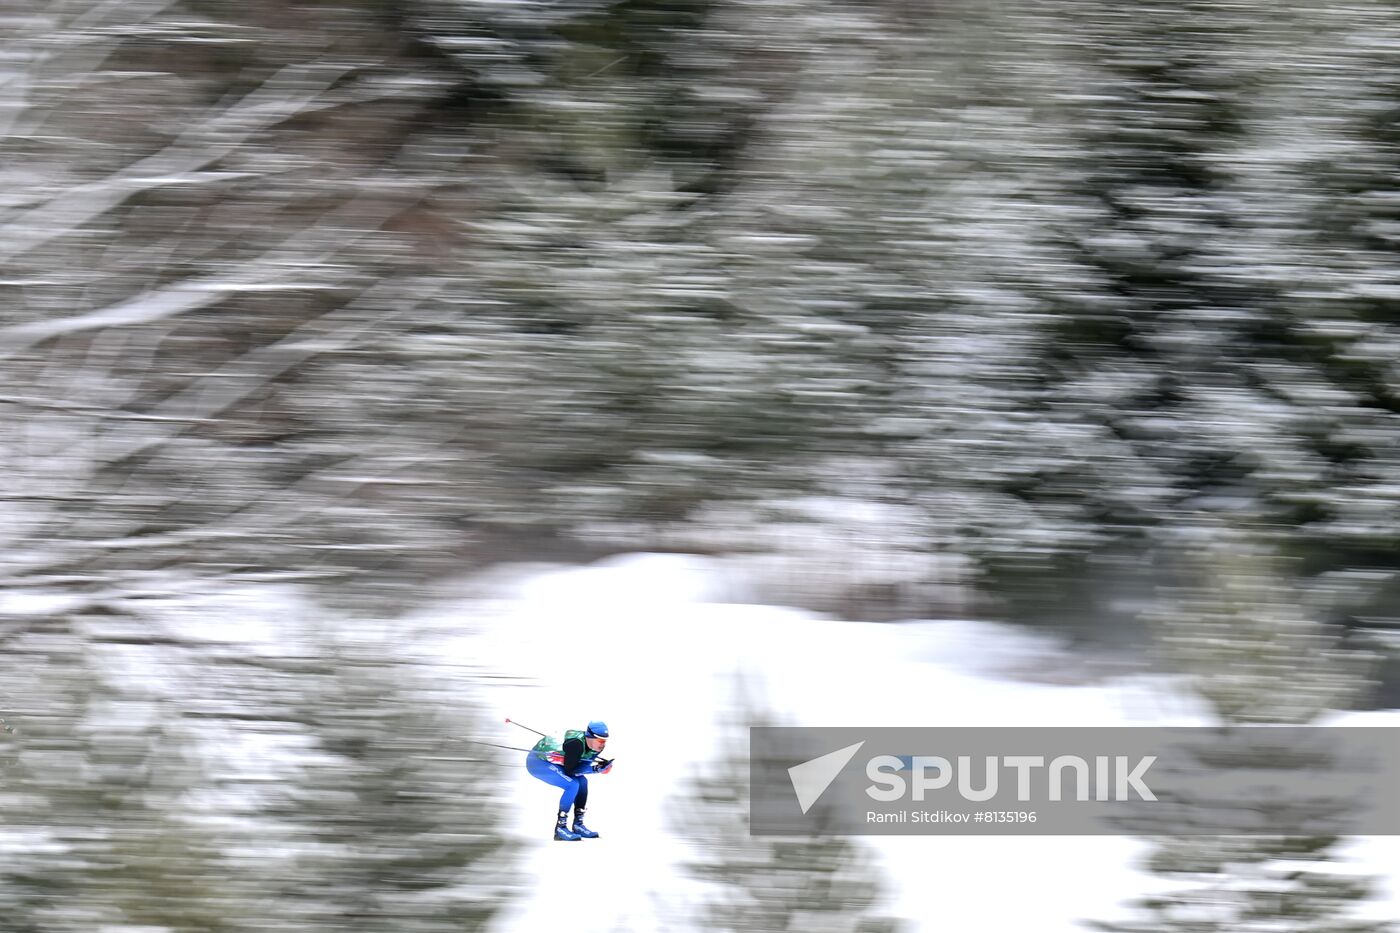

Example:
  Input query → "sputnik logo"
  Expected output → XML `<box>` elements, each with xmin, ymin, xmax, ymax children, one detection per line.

<box><xmin>788</xmin><ymin>740</ymin><xmax>865</xmax><ymax>814</ymax></box>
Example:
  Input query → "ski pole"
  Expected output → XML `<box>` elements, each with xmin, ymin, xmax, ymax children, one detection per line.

<box><xmin>504</xmin><ymin>717</ymin><xmax>549</xmax><ymax>738</ymax></box>
<box><xmin>478</xmin><ymin>741</ymin><xmax>536</xmax><ymax>753</ymax></box>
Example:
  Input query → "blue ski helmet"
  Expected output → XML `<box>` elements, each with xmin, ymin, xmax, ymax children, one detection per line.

<box><xmin>586</xmin><ymin>720</ymin><xmax>609</xmax><ymax>738</ymax></box>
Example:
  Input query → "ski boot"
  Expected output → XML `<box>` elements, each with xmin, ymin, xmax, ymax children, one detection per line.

<box><xmin>571</xmin><ymin>806</ymin><xmax>599</xmax><ymax>839</ymax></box>
<box><xmin>554</xmin><ymin>810</ymin><xmax>581</xmax><ymax>841</ymax></box>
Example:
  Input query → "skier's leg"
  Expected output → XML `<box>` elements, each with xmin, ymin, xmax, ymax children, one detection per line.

<box><xmin>527</xmin><ymin>755</ymin><xmax>573</xmax><ymax>794</ymax></box>
<box><xmin>574</xmin><ymin>776</ymin><xmax>588</xmax><ymax>811</ymax></box>
<box><xmin>571</xmin><ymin>776</ymin><xmax>599</xmax><ymax>838</ymax></box>
<box><xmin>557</xmin><ymin>781</ymin><xmax>580</xmax><ymax>811</ymax></box>
<box><xmin>551</xmin><ymin>774</ymin><xmax>584</xmax><ymax>840</ymax></box>
<box><xmin>527</xmin><ymin>756</ymin><xmax>583</xmax><ymax>840</ymax></box>
<box><xmin>527</xmin><ymin>756</ymin><xmax>581</xmax><ymax>808</ymax></box>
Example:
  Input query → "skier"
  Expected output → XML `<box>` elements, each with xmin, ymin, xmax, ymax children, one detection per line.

<box><xmin>526</xmin><ymin>720</ymin><xmax>613</xmax><ymax>841</ymax></box>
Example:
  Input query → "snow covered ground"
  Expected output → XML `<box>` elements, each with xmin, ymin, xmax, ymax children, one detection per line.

<box><xmin>420</xmin><ymin>553</ymin><xmax>1400</xmax><ymax>932</ymax></box>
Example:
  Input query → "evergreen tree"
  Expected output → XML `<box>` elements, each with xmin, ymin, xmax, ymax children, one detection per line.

<box><xmin>962</xmin><ymin>0</ymin><xmax>1267</xmax><ymax>613</ymax></box>
<box><xmin>0</xmin><ymin>605</ymin><xmax>235</xmax><ymax>932</ymax></box>
<box><xmin>675</xmin><ymin>681</ymin><xmax>905</xmax><ymax>933</ymax></box>
<box><xmin>1228</xmin><ymin>0</ymin><xmax>1400</xmax><ymax>580</ymax></box>
<box><xmin>1091</xmin><ymin>530</ymin><xmax>1391</xmax><ymax>933</ymax></box>
<box><xmin>0</xmin><ymin>586</ymin><xmax>517</xmax><ymax>933</ymax></box>
<box><xmin>229</xmin><ymin>633</ymin><xmax>516</xmax><ymax>932</ymax></box>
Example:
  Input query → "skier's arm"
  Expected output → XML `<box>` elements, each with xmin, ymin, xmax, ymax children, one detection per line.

<box><xmin>561</xmin><ymin>736</ymin><xmax>586</xmax><ymax>777</ymax></box>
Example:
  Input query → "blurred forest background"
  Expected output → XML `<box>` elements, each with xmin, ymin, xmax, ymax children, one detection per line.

<box><xmin>5</xmin><ymin>0</ymin><xmax>1400</xmax><ymax>930</ymax></box>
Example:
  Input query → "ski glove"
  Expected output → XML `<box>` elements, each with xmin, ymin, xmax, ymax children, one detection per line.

<box><xmin>591</xmin><ymin>757</ymin><xmax>614</xmax><ymax>774</ymax></box>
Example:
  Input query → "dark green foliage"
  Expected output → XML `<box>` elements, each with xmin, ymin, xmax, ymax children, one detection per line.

<box><xmin>10</xmin><ymin>0</ymin><xmax>1400</xmax><ymax>620</ymax></box>
<box><xmin>0</xmin><ymin>598</ymin><xmax>515</xmax><ymax>933</ymax></box>
<box><xmin>675</xmin><ymin>685</ymin><xmax>906</xmax><ymax>932</ymax></box>
<box><xmin>1092</xmin><ymin>535</ymin><xmax>1392</xmax><ymax>932</ymax></box>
